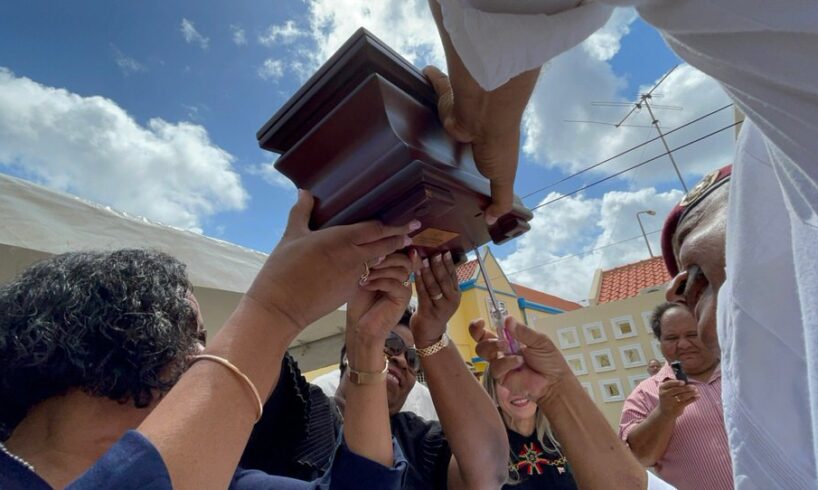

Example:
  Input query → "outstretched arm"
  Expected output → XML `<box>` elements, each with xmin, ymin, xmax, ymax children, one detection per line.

<box><xmin>412</xmin><ymin>252</ymin><xmax>509</xmax><ymax>489</ymax></box>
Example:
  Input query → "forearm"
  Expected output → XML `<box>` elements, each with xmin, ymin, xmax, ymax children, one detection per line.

<box><xmin>138</xmin><ymin>295</ymin><xmax>301</xmax><ymax>489</ymax></box>
<box><xmin>541</xmin><ymin>376</ymin><xmax>647</xmax><ymax>490</ymax></box>
<box><xmin>624</xmin><ymin>409</ymin><xmax>677</xmax><ymax>466</ymax></box>
<box><xmin>422</xmin><ymin>342</ymin><xmax>509</xmax><ymax>488</ymax></box>
<box><xmin>429</xmin><ymin>0</ymin><xmax>539</xmax><ymax>133</ymax></box>
<box><xmin>343</xmin><ymin>340</ymin><xmax>394</xmax><ymax>467</ymax></box>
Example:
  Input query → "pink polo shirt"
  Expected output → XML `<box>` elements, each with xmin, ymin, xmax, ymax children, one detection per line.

<box><xmin>619</xmin><ymin>363</ymin><xmax>733</xmax><ymax>490</ymax></box>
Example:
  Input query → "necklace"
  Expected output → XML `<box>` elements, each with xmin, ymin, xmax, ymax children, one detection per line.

<box><xmin>0</xmin><ymin>441</ymin><xmax>36</xmax><ymax>472</ymax></box>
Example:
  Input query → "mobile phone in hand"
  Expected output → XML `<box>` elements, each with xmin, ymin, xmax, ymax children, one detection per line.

<box><xmin>671</xmin><ymin>360</ymin><xmax>688</xmax><ymax>384</ymax></box>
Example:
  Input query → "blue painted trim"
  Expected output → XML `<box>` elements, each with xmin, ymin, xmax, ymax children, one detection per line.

<box><xmin>517</xmin><ymin>297</ymin><xmax>563</xmax><ymax>315</ymax></box>
<box><xmin>471</xmin><ymin>284</ymin><xmax>518</xmax><ymax>299</ymax></box>
<box><xmin>459</xmin><ymin>279</ymin><xmax>477</xmax><ymax>291</ymax></box>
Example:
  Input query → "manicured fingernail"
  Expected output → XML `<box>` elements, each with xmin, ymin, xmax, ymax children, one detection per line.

<box><xmin>433</xmin><ymin>254</ymin><xmax>442</xmax><ymax>263</ymax></box>
<box><xmin>403</xmin><ymin>236</ymin><xmax>412</xmax><ymax>247</ymax></box>
<box><xmin>372</xmin><ymin>256</ymin><xmax>385</xmax><ymax>266</ymax></box>
<box><xmin>422</xmin><ymin>258</ymin><xmax>430</xmax><ymax>268</ymax></box>
<box><xmin>408</xmin><ymin>220</ymin><xmax>421</xmax><ymax>231</ymax></box>
<box><xmin>485</xmin><ymin>214</ymin><xmax>498</xmax><ymax>226</ymax></box>
<box><xmin>444</xmin><ymin>251</ymin><xmax>452</xmax><ymax>261</ymax></box>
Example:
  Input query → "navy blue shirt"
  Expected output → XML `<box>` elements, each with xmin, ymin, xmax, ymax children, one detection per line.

<box><xmin>0</xmin><ymin>430</ymin><xmax>407</xmax><ymax>489</ymax></box>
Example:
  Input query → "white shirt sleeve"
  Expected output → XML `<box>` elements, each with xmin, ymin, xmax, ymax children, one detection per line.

<box><xmin>435</xmin><ymin>0</ymin><xmax>614</xmax><ymax>90</ymax></box>
<box><xmin>647</xmin><ymin>472</ymin><xmax>677</xmax><ymax>490</ymax></box>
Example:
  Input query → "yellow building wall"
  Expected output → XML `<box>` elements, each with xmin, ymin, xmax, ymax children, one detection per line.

<box><xmin>447</xmin><ymin>248</ymin><xmax>525</xmax><ymax>362</ymax></box>
<box><xmin>532</xmin><ymin>290</ymin><xmax>668</xmax><ymax>430</ymax></box>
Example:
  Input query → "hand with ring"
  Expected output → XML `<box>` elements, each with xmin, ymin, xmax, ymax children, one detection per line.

<box><xmin>410</xmin><ymin>251</ymin><xmax>461</xmax><ymax>348</ymax></box>
<box><xmin>657</xmin><ymin>379</ymin><xmax>699</xmax><ymax>419</ymax></box>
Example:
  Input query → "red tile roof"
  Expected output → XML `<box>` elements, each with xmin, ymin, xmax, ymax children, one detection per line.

<box><xmin>456</xmin><ymin>259</ymin><xmax>478</xmax><ymax>284</ymax></box>
<box><xmin>597</xmin><ymin>256</ymin><xmax>670</xmax><ymax>304</ymax></box>
<box><xmin>511</xmin><ymin>283</ymin><xmax>582</xmax><ymax>312</ymax></box>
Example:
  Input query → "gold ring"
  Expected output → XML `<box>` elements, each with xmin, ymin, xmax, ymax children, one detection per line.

<box><xmin>431</xmin><ymin>293</ymin><xmax>444</xmax><ymax>301</ymax></box>
<box><xmin>402</xmin><ymin>280</ymin><xmax>411</xmax><ymax>287</ymax></box>
<box><xmin>359</xmin><ymin>262</ymin><xmax>370</xmax><ymax>285</ymax></box>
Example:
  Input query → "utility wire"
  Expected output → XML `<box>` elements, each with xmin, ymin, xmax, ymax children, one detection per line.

<box><xmin>521</xmin><ymin>103</ymin><xmax>735</xmax><ymax>201</ymax></box>
<box><xmin>491</xmin><ymin>230</ymin><xmax>661</xmax><ymax>282</ymax></box>
<box><xmin>530</xmin><ymin>119</ymin><xmax>743</xmax><ymax>212</ymax></box>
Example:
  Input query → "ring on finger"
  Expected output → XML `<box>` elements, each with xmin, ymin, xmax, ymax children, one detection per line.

<box><xmin>431</xmin><ymin>292</ymin><xmax>444</xmax><ymax>301</ymax></box>
<box><xmin>359</xmin><ymin>262</ymin><xmax>370</xmax><ymax>286</ymax></box>
<box><xmin>402</xmin><ymin>275</ymin><xmax>412</xmax><ymax>287</ymax></box>
<box><xmin>674</xmin><ymin>395</ymin><xmax>681</xmax><ymax>403</ymax></box>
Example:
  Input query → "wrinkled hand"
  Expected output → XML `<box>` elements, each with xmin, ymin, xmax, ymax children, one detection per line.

<box><xmin>657</xmin><ymin>380</ymin><xmax>699</xmax><ymax>419</ymax></box>
<box><xmin>471</xmin><ymin>316</ymin><xmax>572</xmax><ymax>406</ymax></box>
<box><xmin>410</xmin><ymin>251</ymin><xmax>461</xmax><ymax>347</ymax></box>
<box><xmin>247</xmin><ymin>190</ymin><xmax>420</xmax><ymax>331</ymax></box>
<box><xmin>423</xmin><ymin>65</ymin><xmax>537</xmax><ymax>224</ymax></box>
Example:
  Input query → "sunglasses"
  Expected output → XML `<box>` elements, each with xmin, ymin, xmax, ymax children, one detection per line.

<box><xmin>384</xmin><ymin>331</ymin><xmax>420</xmax><ymax>372</ymax></box>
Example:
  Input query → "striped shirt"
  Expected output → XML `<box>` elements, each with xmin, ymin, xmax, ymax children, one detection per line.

<box><xmin>619</xmin><ymin>363</ymin><xmax>733</xmax><ymax>490</ymax></box>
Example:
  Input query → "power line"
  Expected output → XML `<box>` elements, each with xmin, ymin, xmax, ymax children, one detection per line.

<box><xmin>496</xmin><ymin>229</ymin><xmax>661</xmax><ymax>281</ymax></box>
<box><xmin>521</xmin><ymin>103</ymin><xmax>735</xmax><ymax>201</ymax></box>
<box><xmin>530</xmin><ymin>119</ymin><xmax>743</xmax><ymax>212</ymax></box>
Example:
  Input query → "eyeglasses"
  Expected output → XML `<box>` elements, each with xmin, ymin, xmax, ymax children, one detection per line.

<box><xmin>384</xmin><ymin>332</ymin><xmax>420</xmax><ymax>372</ymax></box>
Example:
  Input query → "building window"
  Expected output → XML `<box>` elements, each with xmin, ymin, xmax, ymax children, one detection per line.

<box><xmin>651</xmin><ymin>340</ymin><xmax>665</xmax><ymax>362</ymax></box>
<box><xmin>641</xmin><ymin>311</ymin><xmax>654</xmax><ymax>335</ymax></box>
<box><xmin>557</xmin><ymin>327</ymin><xmax>580</xmax><ymax>349</ymax></box>
<box><xmin>581</xmin><ymin>381</ymin><xmax>595</xmax><ymax>401</ymax></box>
<box><xmin>564</xmin><ymin>353</ymin><xmax>588</xmax><ymax>376</ymax></box>
<box><xmin>582</xmin><ymin>321</ymin><xmax>607</xmax><ymax>344</ymax></box>
<box><xmin>611</xmin><ymin>315</ymin><xmax>638</xmax><ymax>339</ymax></box>
<box><xmin>619</xmin><ymin>344</ymin><xmax>647</xmax><ymax>368</ymax></box>
<box><xmin>590</xmin><ymin>348</ymin><xmax>616</xmax><ymax>372</ymax></box>
<box><xmin>599</xmin><ymin>378</ymin><xmax>625</xmax><ymax>402</ymax></box>
<box><xmin>628</xmin><ymin>373</ymin><xmax>650</xmax><ymax>391</ymax></box>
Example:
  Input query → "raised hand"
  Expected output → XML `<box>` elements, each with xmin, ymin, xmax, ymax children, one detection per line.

<box><xmin>410</xmin><ymin>251</ymin><xmax>461</xmax><ymax>348</ymax></box>
<box><xmin>246</xmin><ymin>190</ymin><xmax>420</xmax><ymax>331</ymax></box>
<box><xmin>471</xmin><ymin>316</ymin><xmax>572</xmax><ymax>406</ymax></box>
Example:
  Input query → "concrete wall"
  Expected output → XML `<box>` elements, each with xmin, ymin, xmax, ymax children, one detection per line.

<box><xmin>533</xmin><ymin>290</ymin><xmax>668</xmax><ymax>430</ymax></box>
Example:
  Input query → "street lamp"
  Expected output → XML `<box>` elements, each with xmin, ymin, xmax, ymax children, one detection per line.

<box><xmin>636</xmin><ymin>210</ymin><xmax>656</xmax><ymax>257</ymax></box>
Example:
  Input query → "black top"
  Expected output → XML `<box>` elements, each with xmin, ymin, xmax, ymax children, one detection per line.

<box><xmin>241</xmin><ymin>355</ymin><xmax>451</xmax><ymax>489</ymax></box>
<box><xmin>504</xmin><ymin>428</ymin><xmax>578</xmax><ymax>490</ymax></box>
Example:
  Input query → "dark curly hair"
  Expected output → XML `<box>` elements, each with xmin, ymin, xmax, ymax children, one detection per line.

<box><xmin>0</xmin><ymin>249</ymin><xmax>199</xmax><ymax>440</ymax></box>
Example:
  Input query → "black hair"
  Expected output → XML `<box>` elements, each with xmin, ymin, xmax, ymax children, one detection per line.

<box><xmin>650</xmin><ymin>302</ymin><xmax>683</xmax><ymax>340</ymax></box>
<box><xmin>0</xmin><ymin>249</ymin><xmax>199</xmax><ymax>440</ymax></box>
<box><xmin>338</xmin><ymin>306</ymin><xmax>414</xmax><ymax>377</ymax></box>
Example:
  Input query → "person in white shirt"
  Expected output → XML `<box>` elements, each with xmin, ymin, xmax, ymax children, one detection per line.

<box><xmin>425</xmin><ymin>1</ymin><xmax>818</xmax><ymax>488</ymax></box>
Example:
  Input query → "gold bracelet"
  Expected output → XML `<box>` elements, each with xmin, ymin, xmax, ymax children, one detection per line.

<box><xmin>416</xmin><ymin>334</ymin><xmax>449</xmax><ymax>358</ymax></box>
<box><xmin>191</xmin><ymin>354</ymin><xmax>263</xmax><ymax>423</ymax></box>
<box><xmin>347</xmin><ymin>355</ymin><xmax>389</xmax><ymax>385</ymax></box>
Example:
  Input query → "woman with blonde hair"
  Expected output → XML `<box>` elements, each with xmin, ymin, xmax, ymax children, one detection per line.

<box><xmin>483</xmin><ymin>364</ymin><xmax>578</xmax><ymax>489</ymax></box>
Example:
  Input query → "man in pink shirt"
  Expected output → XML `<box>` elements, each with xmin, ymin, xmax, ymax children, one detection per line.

<box><xmin>619</xmin><ymin>302</ymin><xmax>733</xmax><ymax>490</ymax></box>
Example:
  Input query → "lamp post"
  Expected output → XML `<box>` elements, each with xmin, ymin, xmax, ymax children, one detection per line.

<box><xmin>636</xmin><ymin>210</ymin><xmax>656</xmax><ymax>257</ymax></box>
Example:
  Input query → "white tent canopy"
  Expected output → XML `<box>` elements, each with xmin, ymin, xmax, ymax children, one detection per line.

<box><xmin>0</xmin><ymin>172</ymin><xmax>345</xmax><ymax>371</ymax></box>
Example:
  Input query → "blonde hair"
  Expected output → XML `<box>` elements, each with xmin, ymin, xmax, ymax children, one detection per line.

<box><xmin>482</xmin><ymin>365</ymin><xmax>563</xmax><ymax>484</ymax></box>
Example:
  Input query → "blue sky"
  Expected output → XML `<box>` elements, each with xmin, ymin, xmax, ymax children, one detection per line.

<box><xmin>0</xmin><ymin>1</ymin><xmax>735</xmax><ymax>301</ymax></box>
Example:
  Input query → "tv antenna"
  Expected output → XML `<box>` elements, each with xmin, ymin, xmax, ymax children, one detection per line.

<box><xmin>565</xmin><ymin>65</ymin><xmax>689</xmax><ymax>192</ymax></box>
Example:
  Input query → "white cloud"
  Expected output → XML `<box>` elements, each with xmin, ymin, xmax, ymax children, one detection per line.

<box><xmin>522</xmin><ymin>21</ymin><xmax>734</xmax><ymax>191</ymax></box>
<box><xmin>301</xmin><ymin>0</ymin><xmax>443</xmax><ymax>71</ymax></box>
<box><xmin>0</xmin><ymin>68</ymin><xmax>247</xmax><ymax>232</ymax></box>
<box><xmin>258</xmin><ymin>58</ymin><xmax>285</xmax><ymax>81</ymax></box>
<box><xmin>499</xmin><ymin>187</ymin><xmax>683</xmax><ymax>302</ymax></box>
<box><xmin>259</xmin><ymin>20</ymin><xmax>305</xmax><ymax>46</ymax></box>
<box><xmin>248</xmin><ymin>156</ymin><xmax>296</xmax><ymax>191</ymax></box>
<box><xmin>231</xmin><ymin>25</ymin><xmax>247</xmax><ymax>46</ymax></box>
<box><xmin>180</xmin><ymin>18</ymin><xmax>209</xmax><ymax>50</ymax></box>
<box><xmin>111</xmin><ymin>45</ymin><xmax>147</xmax><ymax>75</ymax></box>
